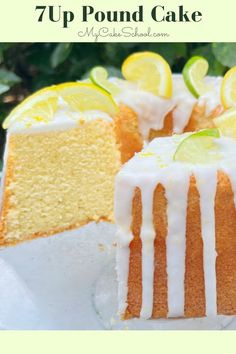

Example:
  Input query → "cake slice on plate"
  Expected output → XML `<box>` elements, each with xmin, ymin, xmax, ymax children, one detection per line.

<box><xmin>0</xmin><ymin>83</ymin><xmax>142</xmax><ymax>246</ymax></box>
<box><xmin>115</xmin><ymin>129</ymin><xmax>236</xmax><ymax>319</ymax></box>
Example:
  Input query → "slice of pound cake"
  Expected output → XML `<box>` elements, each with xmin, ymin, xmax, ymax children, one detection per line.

<box><xmin>115</xmin><ymin>129</ymin><xmax>236</xmax><ymax>319</ymax></box>
<box><xmin>0</xmin><ymin>83</ymin><xmax>142</xmax><ymax>246</ymax></box>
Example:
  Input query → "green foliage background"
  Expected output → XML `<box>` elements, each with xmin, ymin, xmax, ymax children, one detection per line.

<box><xmin>0</xmin><ymin>42</ymin><xmax>236</xmax><ymax>167</ymax></box>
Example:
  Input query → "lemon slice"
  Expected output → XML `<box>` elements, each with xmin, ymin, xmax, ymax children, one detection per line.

<box><xmin>173</xmin><ymin>129</ymin><xmax>220</xmax><ymax>164</ymax></box>
<box><xmin>220</xmin><ymin>66</ymin><xmax>236</xmax><ymax>108</ymax></box>
<box><xmin>121</xmin><ymin>51</ymin><xmax>172</xmax><ymax>98</ymax></box>
<box><xmin>213</xmin><ymin>107</ymin><xmax>236</xmax><ymax>138</ymax></box>
<box><xmin>56</xmin><ymin>82</ymin><xmax>118</xmax><ymax>116</ymax></box>
<box><xmin>3</xmin><ymin>86</ymin><xmax>58</xmax><ymax>129</ymax></box>
<box><xmin>90</xmin><ymin>67</ymin><xmax>121</xmax><ymax>96</ymax></box>
<box><xmin>182</xmin><ymin>56</ymin><xmax>212</xmax><ymax>98</ymax></box>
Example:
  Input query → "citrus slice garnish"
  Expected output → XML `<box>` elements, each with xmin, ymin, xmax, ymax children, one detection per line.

<box><xmin>90</xmin><ymin>66</ymin><xmax>121</xmax><ymax>96</ymax></box>
<box><xmin>182</xmin><ymin>56</ymin><xmax>212</xmax><ymax>98</ymax></box>
<box><xmin>3</xmin><ymin>86</ymin><xmax>58</xmax><ymax>129</ymax></box>
<box><xmin>173</xmin><ymin>129</ymin><xmax>221</xmax><ymax>164</ymax></box>
<box><xmin>220</xmin><ymin>66</ymin><xmax>236</xmax><ymax>108</ymax></box>
<box><xmin>121</xmin><ymin>51</ymin><xmax>172</xmax><ymax>98</ymax></box>
<box><xmin>213</xmin><ymin>107</ymin><xmax>236</xmax><ymax>138</ymax></box>
<box><xmin>56</xmin><ymin>82</ymin><xmax>118</xmax><ymax>116</ymax></box>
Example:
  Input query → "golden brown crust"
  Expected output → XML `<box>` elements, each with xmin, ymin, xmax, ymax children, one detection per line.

<box><xmin>215</xmin><ymin>172</ymin><xmax>236</xmax><ymax>315</ymax></box>
<box><xmin>152</xmin><ymin>184</ymin><xmax>168</xmax><ymax>318</ymax></box>
<box><xmin>0</xmin><ymin>215</ymin><xmax>112</xmax><ymax>248</ymax></box>
<box><xmin>114</xmin><ymin>104</ymin><xmax>143</xmax><ymax>164</ymax></box>
<box><xmin>148</xmin><ymin>104</ymin><xmax>224</xmax><ymax>141</ymax></box>
<box><xmin>124</xmin><ymin>171</ymin><xmax>236</xmax><ymax>319</ymax></box>
<box><xmin>184</xmin><ymin>175</ymin><xmax>205</xmax><ymax>318</ymax></box>
<box><xmin>125</xmin><ymin>188</ymin><xmax>142</xmax><ymax>318</ymax></box>
<box><xmin>0</xmin><ymin>138</ymin><xmax>15</xmax><ymax>246</ymax></box>
<box><xmin>184</xmin><ymin>104</ymin><xmax>224</xmax><ymax>132</ymax></box>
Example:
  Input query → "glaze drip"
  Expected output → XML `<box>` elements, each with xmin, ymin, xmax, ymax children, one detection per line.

<box><xmin>114</xmin><ymin>75</ymin><xmax>222</xmax><ymax>139</ymax></box>
<box><xmin>115</xmin><ymin>134</ymin><xmax>236</xmax><ymax>318</ymax></box>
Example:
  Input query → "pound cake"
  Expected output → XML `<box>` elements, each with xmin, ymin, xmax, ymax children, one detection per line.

<box><xmin>115</xmin><ymin>131</ymin><xmax>236</xmax><ymax>319</ymax></box>
<box><xmin>0</xmin><ymin>83</ymin><xmax>142</xmax><ymax>246</ymax></box>
<box><xmin>0</xmin><ymin>54</ymin><xmax>235</xmax><ymax>249</ymax></box>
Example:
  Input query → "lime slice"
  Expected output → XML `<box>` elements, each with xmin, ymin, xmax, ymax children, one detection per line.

<box><xmin>182</xmin><ymin>56</ymin><xmax>212</xmax><ymax>98</ymax></box>
<box><xmin>220</xmin><ymin>66</ymin><xmax>236</xmax><ymax>108</ymax></box>
<box><xmin>173</xmin><ymin>129</ymin><xmax>221</xmax><ymax>164</ymax></box>
<box><xmin>90</xmin><ymin>67</ymin><xmax>121</xmax><ymax>96</ymax></box>
<box><xmin>121</xmin><ymin>51</ymin><xmax>172</xmax><ymax>98</ymax></box>
<box><xmin>213</xmin><ymin>107</ymin><xmax>236</xmax><ymax>138</ymax></box>
<box><xmin>56</xmin><ymin>82</ymin><xmax>118</xmax><ymax>116</ymax></box>
<box><xmin>3</xmin><ymin>86</ymin><xmax>58</xmax><ymax>129</ymax></box>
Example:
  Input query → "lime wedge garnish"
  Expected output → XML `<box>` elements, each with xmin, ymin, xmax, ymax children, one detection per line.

<box><xmin>182</xmin><ymin>56</ymin><xmax>212</xmax><ymax>98</ymax></box>
<box><xmin>90</xmin><ymin>67</ymin><xmax>121</xmax><ymax>96</ymax></box>
<box><xmin>173</xmin><ymin>129</ymin><xmax>221</xmax><ymax>164</ymax></box>
<box><xmin>214</xmin><ymin>107</ymin><xmax>236</xmax><ymax>138</ymax></box>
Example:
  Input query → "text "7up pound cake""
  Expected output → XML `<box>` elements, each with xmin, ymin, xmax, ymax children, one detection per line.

<box><xmin>115</xmin><ymin>130</ymin><xmax>236</xmax><ymax>319</ymax></box>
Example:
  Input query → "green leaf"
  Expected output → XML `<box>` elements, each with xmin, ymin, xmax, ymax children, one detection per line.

<box><xmin>0</xmin><ymin>83</ymin><xmax>10</xmax><ymax>95</ymax></box>
<box><xmin>0</xmin><ymin>43</ymin><xmax>14</xmax><ymax>51</ymax></box>
<box><xmin>146</xmin><ymin>43</ymin><xmax>187</xmax><ymax>66</ymax></box>
<box><xmin>0</xmin><ymin>44</ymin><xmax>14</xmax><ymax>63</ymax></box>
<box><xmin>212</xmin><ymin>43</ymin><xmax>236</xmax><ymax>68</ymax></box>
<box><xmin>192</xmin><ymin>44</ymin><xmax>225</xmax><ymax>76</ymax></box>
<box><xmin>0</xmin><ymin>69</ymin><xmax>21</xmax><ymax>86</ymax></box>
<box><xmin>103</xmin><ymin>43</ymin><xmax>139</xmax><ymax>67</ymax></box>
<box><xmin>51</xmin><ymin>43</ymin><xmax>73</xmax><ymax>68</ymax></box>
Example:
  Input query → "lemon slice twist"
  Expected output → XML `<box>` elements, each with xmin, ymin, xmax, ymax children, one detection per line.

<box><xmin>220</xmin><ymin>66</ymin><xmax>236</xmax><ymax>108</ymax></box>
<box><xmin>121</xmin><ymin>51</ymin><xmax>172</xmax><ymax>98</ymax></box>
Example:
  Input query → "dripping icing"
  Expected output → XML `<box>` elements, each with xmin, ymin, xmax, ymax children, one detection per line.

<box><xmin>115</xmin><ymin>134</ymin><xmax>236</xmax><ymax>318</ymax></box>
<box><xmin>113</xmin><ymin>75</ymin><xmax>222</xmax><ymax>139</ymax></box>
<box><xmin>194</xmin><ymin>167</ymin><xmax>218</xmax><ymax>316</ymax></box>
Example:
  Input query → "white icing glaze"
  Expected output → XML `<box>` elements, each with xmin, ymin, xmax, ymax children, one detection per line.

<box><xmin>115</xmin><ymin>174</ymin><xmax>135</xmax><ymax>315</ymax></box>
<box><xmin>113</xmin><ymin>75</ymin><xmax>222</xmax><ymax>139</ymax></box>
<box><xmin>115</xmin><ymin>134</ymin><xmax>236</xmax><ymax>318</ymax></box>
<box><xmin>139</xmin><ymin>179</ymin><xmax>157</xmax><ymax>319</ymax></box>
<box><xmin>116</xmin><ymin>237</ymin><xmax>132</xmax><ymax>315</ymax></box>
<box><xmin>117</xmin><ymin>89</ymin><xmax>174</xmax><ymax>139</ymax></box>
<box><xmin>5</xmin><ymin>94</ymin><xmax>112</xmax><ymax>133</ymax></box>
<box><xmin>165</xmin><ymin>168</ymin><xmax>189</xmax><ymax>317</ymax></box>
<box><xmin>198</xmin><ymin>77</ymin><xmax>222</xmax><ymax>116</ymax></box>
<box><xmin>194</xmin><ymin>166</ymin><xmax>218</xmax><ymax>316</ymax></box>
<box><xmin>5</xmin><ymin>75</ymin><xmax>222</xmax><ymax>138</ymax></box>
<box><xmin>8</xmin><ymin>108</ymin><xmax>112</xmax><ymax>134</ymax></box>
